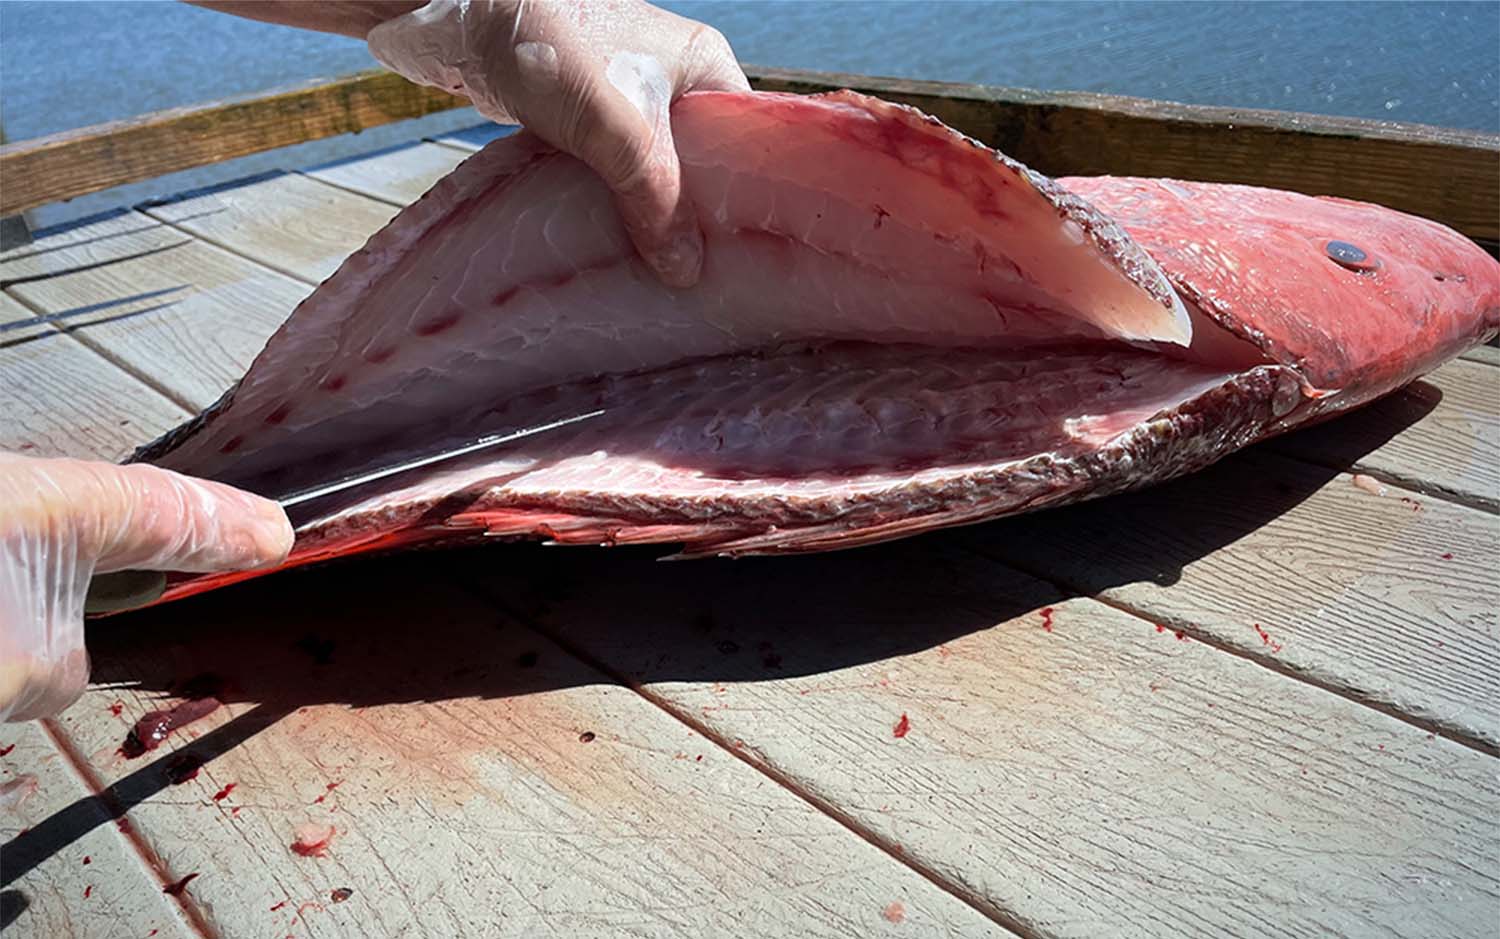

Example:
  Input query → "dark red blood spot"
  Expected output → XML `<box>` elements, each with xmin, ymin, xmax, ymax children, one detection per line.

<box><xmin>1155</xmin><ymin>624</ymin><xmax>1166</xmax><ymax>633</ymax></box>
<box><xmin>291</xmin><ymin>824</ymin><xmax>335</xmax><ymax>857</ymax></box>
<box><xmin>1441</xmin><ymin>552</ymin><xmax>1454</xmax><ymax>560</ymax></box>
<box><xmin>363</xmin><ymin>346</ymin><xmax>396</xmax><ymax>364</ymax></box>
<box><xmin>17</xmin><ymin>442</ymin><xmax>34</xmax><ymax>451</ymax></box>
<box><xmin>295</xmin><ymin>900</ymin><xmax>325</xmax><ymax>921</ymax></box>
<box><xmin>0</xmin><ymin>744</ymin><xmax>13</xmax><ymax>757</ymax></box>
<box><xmin>892</xmin><ymin>844</ymin><xmax>904</xmax><ymax>855</ymax></box>
<box><xmin>83</xmin><ymin>856</ymin><xmax>91</xmax><ymax>865</ymax></box>
<box><xmin>415</xmin><ymin>311</ymin><xmax>462</xmax><ymax>336</ymax></box>
<box><xmin>164</xmin><ymin>753</ymin><xmax>203</xmax><ymax>785</ymax></box>
<box><xmin>149</xmin><ymin>931</ymin><xmax>158</xmax><ymax>937</ymax></box>
<box><xmin>311</xmin><ymin>781</ymin><xmax>341</xmax><ymax>804</ymax></box>
<box><xmin>116</xmin><ymin>818</ymin><xmax>133</xmax><ymax>834</ymax></box>
<box><xmin>108</xmin><ymin>701</ymin><xmax>123</xmax><ymax>717</ymax></box>
<box><xmin>212</xmin><ymin>783</ymin><xmax>236</xmax><ymax>802</ymax></box>
<box><xmin>578</xmin><ymin>732</ymin><xmax>596</xmax><ymax>743</ymax></box>
<box><xmin>1174</xmin><ymin>630</ymin><xmax>1187</xmax><ymax>641</ymax></box>
<box><xmin>892</xmin><ymin>714</ymin><xmax>911</xmax><ymax>738</ymax></box>
<box><xmin>493</xmin><ymin>286</ymin><xmax>518</xmax><ymax>306</ymax></box>
<box><xmin>1039</xmin><ymin>607</ymin><xmax>1055</xmax><ymax>632</ymax></box>
<box><xmin>883</xmin><ymin>902</ymin><xmax>905</xmax><ymax>924</ymax></box>
<box><xmin>264</xmin><ymin>403</ymin><xmax>293</xmax><ymax>425</ymax></box>
<box><xmin>270</xmin><ymin>901</ymin><xmax>288</xmax><ymax>912</ymax></box>
<box><xmin>695</xmin><ymin>754</ymin><xmax>703</xmax><ymax>762</ymax></box>
<box><xmin>1377</xmin><ymin>744</ymin><xmax>1385</xmax><ymax>751</ymax></box>
<box><xmin>218</xmin><ymin>436</ymin><xmax>244</xmax><ymax>454</ymax></box>
<box><xmin>84</xmin><ymin>885</ymin><xmax>93</xmax><ymax>899</ymax></box>
<box><xmin>231</xmin><ymin>806</ymin><xmax>242</xmax><ymax>816</ymax></box>
<box><xmin>319</xmin><ymin>374</ymin><xmax>347</xmax><ymax>392</ymax></box>
<box><xmin>330</xmin><ymin>887</ymin><xmax>354</xmax><ymax>903</ymax></box>
<box><xmin>1252</xmin><ymin>623</ymin><xmax>1284</xmax><ymax>654</ymax></box>
<box><xmin>162</xmin><ymin>873</ymin><xmax>199</xmax><ymax>896</ymax></box>
<box><xmin>120</xmin><ymin>695</ymin><xmax>221</xmax><ymax>758</ymax></box>
<box><xmin>516</xmin><ymin>650</ymin><xmax>538</xmax><ymax>668</ymax></box>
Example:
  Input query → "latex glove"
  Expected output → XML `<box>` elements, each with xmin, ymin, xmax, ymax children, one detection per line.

<box><xmin>0</xmin><ymin>453</ymin><xmax>292</xmax><ymax>722</ymax></box>
<box><xmin>368</xmin><ymin>0</ymin><xmax>748</xmax><ymax>288</ymax></box>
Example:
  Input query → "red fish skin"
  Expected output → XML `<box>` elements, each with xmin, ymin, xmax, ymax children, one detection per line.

<box><xmin>1065</xmin><ymin>176</ymin><xmax>1500</xmax><ymax>419</ymax></box>
<box><xmin>124</xmin><ymin>90</ymin><xmax>1498</xmax><ymax>601</ymax></box>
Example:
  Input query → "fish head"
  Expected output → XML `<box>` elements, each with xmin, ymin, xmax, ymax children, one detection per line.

<box><xmin>1066</xmin><ymin>177</ymin><xmax>1500</xmax><ymax>416</ymax></box>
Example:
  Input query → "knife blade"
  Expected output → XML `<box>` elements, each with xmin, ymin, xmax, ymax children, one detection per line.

<box><xmin>84</xmin><ymin>408</ymin><xmax>607</xmax><ymax>614</ymax></box>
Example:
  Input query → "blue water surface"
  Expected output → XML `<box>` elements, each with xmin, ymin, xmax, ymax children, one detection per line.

<box><xmin>2</xmin><ymin>0</ymin><xmax>1496</xmax><ymax>227</ymax></box>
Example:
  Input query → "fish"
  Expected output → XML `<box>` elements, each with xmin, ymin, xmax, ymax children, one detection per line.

<box><xmin>132</xmin><ymin>90</ymin><xmax>1499</xmax><ymax>604</ymax></box>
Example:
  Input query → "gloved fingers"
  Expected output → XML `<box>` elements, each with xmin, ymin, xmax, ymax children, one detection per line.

<box><xmin>676</xmin><ymin>22</ymin><xmax>751</xmax><ymax>95</ymax></box>
<box><xmin>568</xmin><ymin>51</ymin><xmax>702</xmax><ymax>289</ymax></box>
<box><xmin>498</xmin><ymin>32</ymin><xmax>701</xmax><ymax>288</ymax></box>
<box><xmin>85</xmin><ymin>461</ymin><xmax>293</xmax><ymax>574</ymax></box>
<box><xmin>0</xmin><ymin>640</ymin><xmax>87</xmax><ymax>724</ymax></box>
<box><xmin>582</xmin><ymin>20</ymin><xmax>747</xmax><ymax>287</ymax></box>
<box><xmin>1</xmin><ymin>454</ymin><xmax>292</xmax><ymax>722</ymax></box>
<box><xmin>2</xmin><ymin>455</ymin><xmax>293</xmax><ymax>576</ymax></box>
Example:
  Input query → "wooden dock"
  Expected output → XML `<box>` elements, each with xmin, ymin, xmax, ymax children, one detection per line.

<box><xmin>1</xmin><ymin>70</ymin><xmax>1497</xmax><ymax>938</ymax></box>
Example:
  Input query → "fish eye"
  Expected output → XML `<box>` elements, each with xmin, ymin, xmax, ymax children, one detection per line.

<box><xmin>1325</xmin><ymin>240</ymin><xmax>1379</xmax><ymax>272</ymax></box>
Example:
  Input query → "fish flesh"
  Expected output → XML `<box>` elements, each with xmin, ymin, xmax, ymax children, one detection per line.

<box><xmin>134</xmin><ymin>90</ymin><xmax>1499</xmax><ymax>603</ymax></box>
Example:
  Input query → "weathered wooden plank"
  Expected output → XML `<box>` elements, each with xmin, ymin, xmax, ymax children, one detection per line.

<box><xmin>141</xmin><ymin>173</ymin><xmax>397</xmax><ymax>285</ymax></box>
<box><xmin>1</xmin><ymin>721</ymin><xmax>193</xmax><ymax>939</ymax></box>
<box><xmin>960</xmin><ymin>449</ymin><xmax>1500</xmax><ymax>751</ymax></box>
<box><xmin>0</xmin><ymin>211</ymin><xmax>311</xmax><ymax>409</ymax></box>
<box><xmin>1266</xmin><ymin>358</ymin><xmax>1499</xmax><ymax>510</ymax></box>
<box><xmin>455</xmin><ymin>541</ymin><xmax>1500</xmax><ymax>939</ymax></box>
<box><xmin>305</xmin><ymin>141</ymin><xmax>469</xmax><ymax>207</ymax></box>
<box><xmin>1460</xmin><ymin>343</ymin><xmax>1499</xmax><ymax>367</ymax></box>
<box><xmin>0</xmin><ymin>292</ymin><xmax>188</xmax><ymax>460</ymax></box>
<box><xmin>5</xmin><ymin>66</ymin><xmax>1494</xmax><ymax>243</ymax></box>
<box><xmin>747</xmin><ymin>67</ymin><xmax>1500</xmax><ymax>244</ymax></box>
<box><xmin>0</xmin><ymin>72</ymin><xmax>465</xmax><ymax>217</ymax></box>
<box><xmin>49</xmin><ymin>555</ymin><xmax>1008</xmax><ymax>938</ymax></box>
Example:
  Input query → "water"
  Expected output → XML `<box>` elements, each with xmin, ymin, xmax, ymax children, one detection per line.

<box><xmin>2</xmin><ymin>0</ymin><xmax>1496</xmax><ymax>227</ymax></box>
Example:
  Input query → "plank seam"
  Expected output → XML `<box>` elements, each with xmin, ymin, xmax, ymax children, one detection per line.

<box><xmin>295</xmin><ymin>169</ymin><xmax>407</xmax><ymax>209</ymax></box>
<box><xmin>426</xmin><ymin>137</ymin><xmax>483</xmax><ymax>154</ymax></box>
<box><xmin>0</xmin><ymin>285</ymin><xmax>199</xmax><ymax>415</ymax></box>
<box><xmin>446</xmin><ymin>575</ymin><xmax>1042</xmax><ymax>939</ymax></box>
<box><xmin>955</xmin><ymin>541</ymin><xmax>1500</xmax><ymax>758</ymax></box>
<box><xmin>37</xmin><ymin>718</ymin><xmax>219</xmax><ymax>939</ymax></box>
<box><xmin>1257</xmin><ymin>449</ymin><xmax>1499</xmax><ymax>515</ymax></box>
<box><xmin>138</xmin><ymin>204</ymin><xmax>330</xmax><ymax>289</ymax></box>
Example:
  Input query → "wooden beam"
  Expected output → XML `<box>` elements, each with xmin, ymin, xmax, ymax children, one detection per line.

<box><xmin>2</xmin><ymin>66</ymin><xmax>1496</xmax><ymax>244</ymax></box>
<box><xmin>0</xmin><ymin>71</ymin><xmax>465</xmax><ymax>217</ymax></box>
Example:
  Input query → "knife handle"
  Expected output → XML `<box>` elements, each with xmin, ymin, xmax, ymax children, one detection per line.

<box><xmin>85</xmin><ymin>570</ymin><xmax>168</xmax><ymax>614</ymax></box>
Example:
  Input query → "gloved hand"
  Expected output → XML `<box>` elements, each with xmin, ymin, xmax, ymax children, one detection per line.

<box><xmin>0</xmin><ymin>453</ymin><xmax>292</xmax><ymax>722</ymax></box>
<box><xmin>368</xmin><ymin>0</ymin><xmax>748</xmax><ymax>288</ymax></box>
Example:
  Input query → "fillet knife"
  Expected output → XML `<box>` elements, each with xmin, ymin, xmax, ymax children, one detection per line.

<box><xmin>84</xmin><ymin>409</ymin><xmax>607</xmax><ymax>614</ymax></box>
